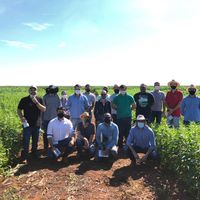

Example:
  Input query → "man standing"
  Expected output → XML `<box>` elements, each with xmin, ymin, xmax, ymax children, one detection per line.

<box><xmin>47</xmin><ymin>107</ymin><xmax>75</xmax><ymax>163</ymax></box>
<box><xmin>181</xmin><ymin>84</ymin><xmax>200</xmax><ymax>125</ymax></box>
<box><xmin>66</xmin><ymin>84</ymin><xmax>89</xmax><ymax>129</ymax></box>
<box><xmin>94</xmin><ymin>90</ymin><xmax>111</xmax><ymax>126</ymax></box>
<box><xmin>43</xmin><ymin>85</ymin><xmax>61</xmax><ymax>150</ymax></box>
<box><xmin>134</xmin><ymin>84</ymin><xmax>154</xmax><ymax>122</ymax></box>
<box><xmin>83</xmin><ymin>84</ymin><xmax>96</xmax><ymax>115</ymax></box>
<box><xmin>112</xmin><ymin>85</ymin><xmax>136</xmax><ymax>148</ymax></box>
<box><xmin>150</xmin><ymin>82</ymin><xmax>165</xmax><ymax>124</ymax></box>
<box><xmin>96</xmin><ymin>113</ymin><xmax>119</xmax><ymax>161</ymax></box>
<box><xmin>110</xmin><ymin>84</ymin><xmax>119</xmax><ymax>124</ymax></box>
<box><xmin>126</xmin><ymin>115</ymin><xmax>158</xmax><ymax>166</ymax></box>
<box><xmin>17</xmin><ymin>85</ymin><xmax>46</xmax><ymax>160</ymax></box>
<box><xmin>165</xmin><ymin>80</ymin><xmax>183</xmax><ymax>128</ymax></box>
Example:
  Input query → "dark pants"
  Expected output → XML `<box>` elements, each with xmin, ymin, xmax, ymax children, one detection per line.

<box><xmin>111</xmin><ymin>114</ymin><xmax>117</xmax><ymax>124</ymax></box>
<box><xmin>127</xmin><ymin>146</ymin><xmax>159</xmax><ymax>163</ymax></box>
<box><xmin>149</xmin><ymin>111</ymin><xmax>162</xmax><ymax>124</ymax></box>
<box><xmin>183</xmin><ymin>120</ymin><xmax>200</xmax><ymax>126</ymax></box>
<box><xmin>48</xmin><ymin>137</ymin><xmax>74</xmax><ymax>158</ymax></box>
<box><xmin>76</xmin><ymin>138</ymin><xmax>95</xmax><ymax>155</ymax></box>
<box><xmin>117</xmin><ymin>117</ymin><xmax>132</xmax><ymax>148</ymax></box>
<box><xmin>22</xmin><ymin>126</ymin><xmax>40</xmax><ymax>154</ymax></box>
<box><xmin>43</xmin><ymin>120</ymin><xmax>50</xmax><ymax>149</ymax></box>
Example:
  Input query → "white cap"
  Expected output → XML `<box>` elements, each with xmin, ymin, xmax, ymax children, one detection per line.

<box><xmin>29</xmin><ymin>85</ymin><xmax>37</xmax><ymax>90</ymax></box>
<box><xmin>136</xmin><ymin>115</ymin><xmax>146</xmax><ymax>121</ymax></box>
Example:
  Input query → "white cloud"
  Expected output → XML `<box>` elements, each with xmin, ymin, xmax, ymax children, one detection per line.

<box><xmin>58</xmin><ymin>41</ymin><xmax>67</xmax><ymax>48</ymax></box>
<box><xmin>1</xmin><ymin>40</ymin><xmax>36</xmax><ymax>49</ymax></box>
<box><xmin>23</xmin><ymin>22</ymin><xmax>53</xmax><ymax>31</ymax></box>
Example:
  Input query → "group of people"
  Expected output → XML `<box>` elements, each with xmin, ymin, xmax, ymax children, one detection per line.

<box><xmin>17</xmin><ymin>80</ymin><xmax>200</xmax><ymax>164</ymax></box>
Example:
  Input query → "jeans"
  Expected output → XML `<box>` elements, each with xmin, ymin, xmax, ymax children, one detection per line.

<box><xmin>127</xmin><ymin>146</ymin><xmax>159</xmax><ymax>163</ymax></box>
<box><xmin>167</xmin><ymin>116</ymin><xmax>180</xmax><ymax>128</ymax></box>
<box><xmin>76</xmin><ymin>138</ymin><xmax>95</xmax><ymax>155</ymax></box>
<box><xmin>42</xmin><ymin>120</ymin><xmax>50</xmax><ymax>149</ymax></box>
<box><xmin>23</xmin><ymin>126</ymin><xmax>40</xmax><ymax>154</ymax></box>
<box><xmin>117</xmin><ymin>117</ymin><xmax>132</xmax><ymax>148</ymax></box>
<box><xmin>149</xmin><ymin>111</ymin><xmax>162</xmax><ymax>124</ymax></box>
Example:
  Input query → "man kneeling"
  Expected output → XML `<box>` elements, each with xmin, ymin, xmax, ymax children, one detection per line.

<box><xmin>96</xmin><ymin>113</ymin><xmax>119</xmax><ymax>161</ymax></box>
<box><xmin>126</xmin><ymin>115</ymin><xmax>159</xmax><ymax>166</ymax></box>
<box><xmin>47</xmin><ymin>107</ymin><xmax>75</xmax><ymax>163</ymax></box>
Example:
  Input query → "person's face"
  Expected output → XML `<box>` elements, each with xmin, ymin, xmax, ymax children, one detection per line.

<box><xmin>75</xmin><ymin>86</ymin><xmax>81</xmax><ymax>95</ymax></box>
<box><xmin>140</xmin><ymin>86</ymin><xmax>146</xmax><ymax>93</ymax></box>
<box><xmin>57</xmin><ymin>109</ymin><xmax>66</xmax><ymax>118</ymax></box>
<box><xmin>104</xmin><ymin>114</ymin><xmax>112</xmax><ymax>124</ymax></box>
<box><xmin>101</xmin><ymin>92</ymin><xmax>107</xmax><ymax>99</ymax></box>
<box><xmin>188</xmin><ymin>88</ymin><xmax>196</xmax><ymax>95</ymax></box>
<box><xmin>85</xmin><ymin>86</ymin><xmax>90</xmax><ymax>92</ymax></box>
<box><xmin>29</xmin><ymin>88</ymin><xmax>37</xmax><ymax>96</ymax></box>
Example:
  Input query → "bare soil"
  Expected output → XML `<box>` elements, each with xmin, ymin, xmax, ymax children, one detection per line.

<box><xmin>0</xmin><ymin>148</ymin><xmax>193</xmax><ymax>200</ymax></box>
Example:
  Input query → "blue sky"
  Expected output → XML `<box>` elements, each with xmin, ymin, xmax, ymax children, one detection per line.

<box><xmin>1</xmin><ymin>0</ymin><xmax>200</xmax><ymax>86</ymax></box>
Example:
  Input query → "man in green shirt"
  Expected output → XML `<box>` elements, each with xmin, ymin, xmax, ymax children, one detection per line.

<box><xmin>112</xmin><ymin>85</ymin><xmax>136</xmax><ymax>149</ymax></box>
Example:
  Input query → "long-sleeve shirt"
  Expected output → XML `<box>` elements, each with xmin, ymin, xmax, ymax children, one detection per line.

<box><xmin>96</xmin><ymin>122</ymin><xmax>119</xmax><ymax>149</ymax></box>
<box><xmin>66</xmin><ymin>94</ymin><xmax>89</xmax><ymax>119</ymax></box>
<box><xmin>126</xmin><ymin>126</ymin><xmax>156</xmax><ymax>150</ymax></box>
<box><xmin>181</xmin><ymin>95</ymin><xmax>200</xmax><ymax>122</ymax></box>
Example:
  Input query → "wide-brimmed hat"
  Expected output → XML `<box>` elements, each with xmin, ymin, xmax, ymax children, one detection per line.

<box><xmin>136</xmin><ymin>115</ymin><xmax>146</xmax><ymax>121</ymax></box>
<box><xmin>168</xmin><ymin>80</ymin><xmax>180</xmax><ymax>87</ymax></box>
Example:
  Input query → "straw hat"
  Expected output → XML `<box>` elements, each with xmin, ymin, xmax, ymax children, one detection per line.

<box><xmin>168</xmin><ymin>79</ymin><xmax>180</xmax><ymax>87</ymax></box>
<box><xmin>80</xmin><ymin>112</ymin><xmax>90</xmax><ymax>119</ymax></box>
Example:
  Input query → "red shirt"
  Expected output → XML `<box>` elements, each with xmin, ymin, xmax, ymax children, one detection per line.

<box><xmin>166</xmin><ymin>90</ymin><xmax>183</xmax><ymax>117</ymax></box>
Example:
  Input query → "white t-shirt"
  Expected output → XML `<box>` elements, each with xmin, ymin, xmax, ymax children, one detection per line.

<box><xmin>47</xmin><ymin>117</ymin><xmax>73</xmax><ymax>144</ymax></box>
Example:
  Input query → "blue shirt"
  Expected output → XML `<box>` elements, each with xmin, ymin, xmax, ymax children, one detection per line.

<box><xmin>66</xmin><ymin>94</ymin><xmax>89</xmax><ymax>118</ymax></box>
<box><xmin>126</xmin><ymin>126</ymin><xmax>156</xmax><ymax>150</ymax></box>
<box><xmin>96</xmin><ymin>122</ymin><xmax>119</xmax><ymax>149</ymax></box>
<box><xmin>181</xmin><ymin>95</ymin><xmax>200</xmax><ymax>122</ymax></box>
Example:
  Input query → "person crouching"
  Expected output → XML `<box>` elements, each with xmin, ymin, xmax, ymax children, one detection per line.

<box><xmin>47</xmin><ymin>107</ymin><xmax>75</xmax><ymax>163</ymax></box>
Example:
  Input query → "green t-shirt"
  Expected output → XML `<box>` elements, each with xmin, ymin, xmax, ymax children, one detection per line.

<box><xmin>112</xmin><ymin>94</ymin><xmax>135</xmax><ymax>119</ymax></box>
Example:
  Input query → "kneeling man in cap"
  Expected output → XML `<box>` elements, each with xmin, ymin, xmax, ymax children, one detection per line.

<box><xmin>126</xmin><ymin>115</ymin><xmax>158</xmax><ymax>165</ymax></box>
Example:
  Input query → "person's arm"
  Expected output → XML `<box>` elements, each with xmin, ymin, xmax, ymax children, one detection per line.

<box><xmin>162</xmin><ymin>94</ymin><xmax>166</xmax><ymax>113</ymax></box>
<box><xmin>47</xmin><ymin>121</ymin><xmax>54</xmax><ymax>149</ymax></box>
<box><xmin>141</xmin><ymin>130</ymin><xmax>156</xmax><ymax>162</ymax></box>
<box><xmin>17</xmin><ymin>109</ymin><xmax>26</xmax><ymax>123</ymax></box>
<box><xmin>89</xmin><ymin>124</ymin><xmax>96</xmax><ymax>144</ymax></box>
<box><xmin>31</xmin><ymin>97</ymin><xmax>46</xmax><ymax>112</ymax></box>
<box><xmin>107</xmin><ymin>125</ymin><xmax>119</xmax><ymax>149</ymax></box>
<box><xmin>96</xmin><ymin>124</ymin><xmax>102</xmax><ymax>147</ymax></box>
<box><xmin>180</xmin><ymin>99</ymin><xmax>185</xmax><ymax>116</ymax></box>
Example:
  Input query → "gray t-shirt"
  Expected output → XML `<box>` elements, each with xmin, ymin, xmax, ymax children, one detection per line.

<box><xmin>83</xmin><ymin>92</ymin><xmax>96</xmax><ymax>107</ymax></box>
<box><xmin>151</xmin><ymin>90</ymin><xmax>165</xmax><ymax>111</ymax></box>
<box><xmin>43</xmin><ymin>94</ymin><xmax>61</xmax><ymax>121</ymax></box>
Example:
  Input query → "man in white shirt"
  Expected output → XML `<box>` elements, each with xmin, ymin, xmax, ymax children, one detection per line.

<box><xmin>47</xmin><ymin>107</ymin><xmax>75</xmax><ymax>162</ymax></box>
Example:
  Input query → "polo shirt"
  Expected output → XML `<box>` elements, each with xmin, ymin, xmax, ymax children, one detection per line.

<box><xmin>47</xmin><ymin>117</ymin><xmax>73</xmax><ymax>145</ymax></box>
<box><xmin>18</xmin><ymin>95</ymin><xmax>43</xmax><ymax>127</ymax></box>
<box><xmin>112</xmin><ymin>93</ymin><xmax>135</xmax><ymax>119</ymax></box>
<box><xmin>166</xmin><ymin>90</ymin><xmax>183</xmax><ymax>117</ymax></box>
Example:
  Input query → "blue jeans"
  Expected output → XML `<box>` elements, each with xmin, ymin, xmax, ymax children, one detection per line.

<box><xmin>149</xmin><ymin>111</ymin><xmax>162</xmax><ymax>124</ymax></box>
<box><xmin>167</xmin><ymin>116</ymin><xmax>180</xmax><ymax>128</ymax></box>
<box><xmin>23</xmin><ymin>126</ymin><xmax>40</xmax><ymax>154</ymax></box>
<box><xmin>76</xmin><ymin>138</ymin><xmax>95</xmax><ymax>155</ymax></box>
<box><xmin>42</xmin><ymin>120</ymin><xmax>50</xmax><ymax>149</ymax></box>
<box><xmin>127</xmin><ymin>146</ymin><xmax>159</xmax><ymax>162</ymax></box>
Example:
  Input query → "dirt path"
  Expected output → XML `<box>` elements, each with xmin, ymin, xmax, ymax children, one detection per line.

<box><xmin>0</xmin><ymin>150</ymin><xmax>192</xmax><ymax>200</ymax></box>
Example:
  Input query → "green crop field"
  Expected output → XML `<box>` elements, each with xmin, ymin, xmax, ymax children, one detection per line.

<box><xmin>0</xmin><ymin>86</ymin><xmax>200</xmax><ymax>198</ymax></box>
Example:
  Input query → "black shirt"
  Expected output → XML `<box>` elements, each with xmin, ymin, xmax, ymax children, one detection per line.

<box><xmin>77</xmin><ymin>122</ymin><xmax>95</xmax><ymax>140</ymax></box>
<box><xmin>18</xmin><ymin>96</ymin><xmax>43</xmax><ymax>127</ymax></box>
<box><xmin>94</xmin><ymin>100</ymin><xmax>111</xmax><ymax>123</ymax></box>
<box><xmin>134</xmin><ymin>92</ymin><xmax>154</xmax><ymax>118</ymax></box>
